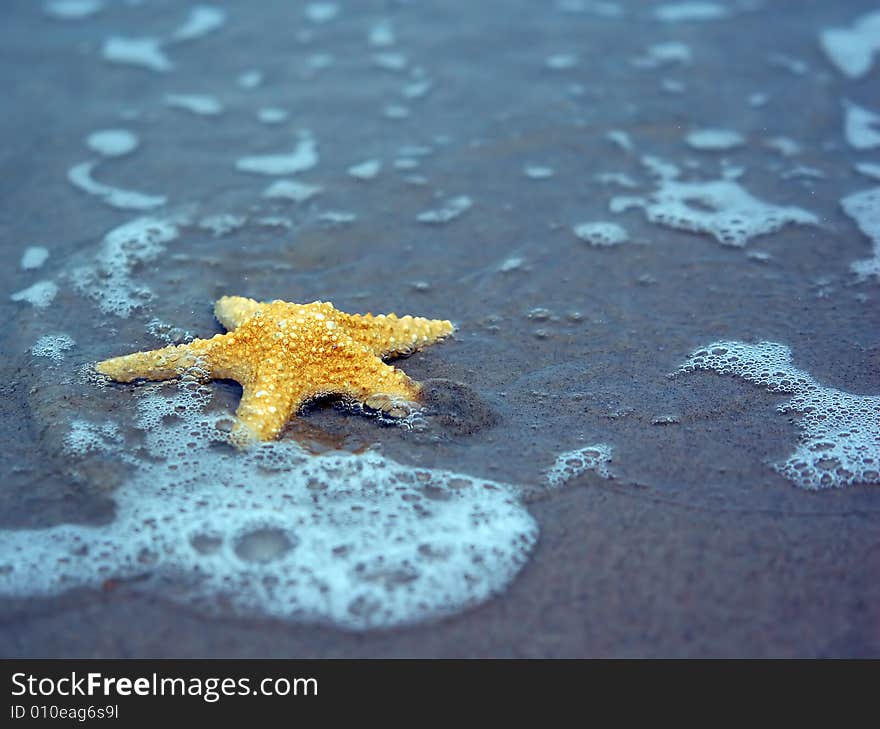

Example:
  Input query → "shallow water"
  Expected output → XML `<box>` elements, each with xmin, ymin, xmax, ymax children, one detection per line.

<box><xmin>1</xmin><ymin>0</ymin><xmax>878</xmax><ymax>656</ymax></box>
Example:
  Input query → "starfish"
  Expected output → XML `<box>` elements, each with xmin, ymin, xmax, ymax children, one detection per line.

<box><xmin>96</xmin><ymin>296</ymin><xmax>454</xmax><ymax>446</ymax></box>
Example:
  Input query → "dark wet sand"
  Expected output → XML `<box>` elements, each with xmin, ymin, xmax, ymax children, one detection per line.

<box><xmin>1</xmin><ymin>0</ymin><xmax>878</xmax><ymax>657</ymax></box>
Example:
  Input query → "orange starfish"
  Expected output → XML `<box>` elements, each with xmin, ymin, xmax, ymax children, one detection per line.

<box><xmin>96</xmin><ymin>296</ymin><xmax>454</xmax><ymax>445</ymax></box>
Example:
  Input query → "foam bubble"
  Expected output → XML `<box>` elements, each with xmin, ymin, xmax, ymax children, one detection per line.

<box><xmin>102</xmin><ymin>36</ymin><xmax>171</xmax><ymax>73</ymax></box>
<box><xmin>417</xmin><ymin>196</ymin><xmax>473</xmax><ymax>224</ymax></box>
<box><xmin>170</xmin><ymin>5</ymin><xmax>226</xmax><ymax>43</ymax></box>
<box><xmin>546</xmin><ymin>444</ymin><xmax>614</xmax><ymax>488</ymax></box>
<box><xmin>68</xmin><ymin>161</ymin><xmax>166</xmax><ymax>211</ymax></box>
<box><xmin>305</xmin><ymin>3</ymin><xmax>339</xmax><ymax>24</ymax></box>
<box><xmin>573</xmin><ymin>222</ymin><xmax>629</xmax><ymax>247</ymax></box>
<box><xmin>236</xmin><ymin>135</ymin><xmax>318</xmax><ymax>175</ymax></box>
<box><xmin>71</xmin><ymin>217</ymin><xmax>179</xmax><ymax>317</ymax></box>
<box><xmin>685</xmin><ymin>128</ymin><xmax>745</xmax><ymax>151</ymax></box>
<box><xmin>318</xmin><ymin>211</ymin><xmax>356</xmax><ymax>225</ymax></box>
<box><xmin>654</xmin><ymin>2</ymin><xmax>729</xmax><ymax>22</ymax></box>
<box><xmin>257</xmin><ymin>108</ymin><xmax>289</xmax><ymax>124</ymax></box>
<box><xmin>844</xmin><ymin>101</ymin><xmax>880</xmax><ymax>151</ymax></box>
<box><xmin>633</xmin><ymin>41</ymin><xmax>692</xmax><ymax>68</ymax></box>
<box><xmin>165</xmin><ymin>94</ymin><xmax>223</xmax><ymax>116</ymax></box>
<box><xmin>606</xmin><ymin>130</ymin><xmax>634</xmax><ymax>152</ymax></box>
<box><xmin>11</xmin><ymin>281</ymin><xmax>58</xmax><ymax>308</ymax></box>
<box><xmin>545</xmin><ymin>53</ymin><xmax>579</xmax><ymax>70</ymax></box>
<box><xmin>30</xmin><ymin>334</ymin><xmax>76</xmax><ymax>363</ymax></box>
<box><xmin>368</xmin><ymin>21</ymin><xmax>395</xmax><ymax>47</ymax></box>
<box><xmin>557</xmin><ymin>1</ymin><xmax>623</xmax><ymax>18</ymax></box>
<box><xmin>0</xmin><ymin>382</ymin><xmax>540</xmax><ymax>630</ymax></box>
<box><xmin>842</xmin><ymin>186</ymin><xmax>880</xmax><ymax>281</ymax></box>
<box><xmin>373</xmin><ymin>53</ymin><xmax>408</xmax><ymax>72</ymax></box>
<box><xmin>819</xmin><ymin>11</ymin><xmax>880</xmax><ymax>79</ymax></box>
<box><xmin>401</xmin><ymin>79</ymin><xmax>433</xmax><ymax>100</ymax></box>
<box><xmin>855</xmin><ymin>162</ymin><xmax>880</xmax><ymax>181</ymax></box>
<box><xmin>20</xmin><ymin>246</ymin><xmax>49</xmax><ymax>270</ymax></box>
<box><xmin>678</xmin><ymin>341</ymin><xmax>880</xmax><ymax>490</ymax></box>
<box><xmin>237</xmin><ymin>70</ymin><xmax>263</xmax><ymax>89</ymax></box>
<box><xmin>498</xmin><ymin>256</ymin><xmax>526</xmax><ymax>273</ymax></box>
<box><xmin>613</xmin><ymin>159</ymin><xmax>817</xmax><ymax>247</ymax></box>
<box><xmin>44</xmin><ymin>0</ymin><xmax>102</xmax><ymax>20</ymax></box>
<box><xmin>383</xmin><ymin>104</ymin><xmax>410</xmax><ymax>120</ymax></box>
<box><xmin>86</xmin><ymin>129</ymin><xmax>139</xmax><ymax>157</ymax></box>
<box><xmin>765</xmin><ymin>136</ymin><xmax>801</xmax><ymax>157</ymax></box>
<box><xmin>348</xmin><ymin>160</ymin><xmax>381</xmax><ymax>180</ymax></box>
<box><xmin>198</xmin><ymin>214</ymin><xmax>246</xmax><ymax>237</ymax></box>
<box><xmin>262</xmin><ymin>179</ymin><xmax>323</xmax><ymax>203</ymax></box>
<box><xmin>524</xmin><ymin>165</ymin><xmax>555</xmax><ymax>180</ymax></box>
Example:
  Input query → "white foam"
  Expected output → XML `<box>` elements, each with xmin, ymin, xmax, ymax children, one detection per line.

<box><xmin>165</xmin><ymin>94</ymin><xmax>223</xmax><ymax>116</ymax></box>
<box><xmin>654</xmin><ymin>2</ymin><xmax>729</xmax><ymax>22</ymax></box>
<box><xmin>305</xmin><ymin>3</ymin><xmax>339</xmax><ymax>24</ymax></box>
<box><xmin>304</xmin><ymin>53</ymin><xmax>334</xmax><ymax>72</ymax></box>
<box><xmin>20</xmin><ymin>246</ymin><xmax>50</xmax><ymax>270</ymax></box>
<box><xmin>819</xmin><ymin>11</ymin><xmax>880</xmax><ymax>79</ymax></box>
<box><xmin>373</xmin><ymin>53</ymin><xmax>408</xmax><ymax>72</ymax></box>
<box><xmin>170</xmin><ymin>5</ymin><xmax>226</xmax><ymax>42</ymax></box>
<box><xmin>402</xmin><ymin>79</ymin><xmax>433</xmax><ymax>100</ymax></box>
<box><xmin>262</xmin><ymin>179</ymin><xmax>323</xmax><ymax>203</ymax></box>
<box><xmin>633</xmin><ymin>41</ymin><xmax>692</xmax><ymax>68</ymax></box>
<box><xmin>145</xmin><ymin>318</ymin><xmax>193</xmax><ymax>345</ymax></box>
<box><xmin>68</xmin><ymin>161</ymin><xmax>166</xmax><ymax>211</ymax></box>
<box><xmin>102</xmin><ymin>36</ymin><xmax>171</xmax><ymax>73</ymax></box>
<box><xmin>606</xmin><ymin>129</ymin><xmax>634</xmax><ymax>152</ymax></box>
<box><xmin>0</xmin><ymin>382</ymin><xmax>540</xmax><ymax>630</ymax></box>
<box><xmin>86</xmin><ymin>129</ymin><xmax>139</xmax><ymax>157</ymax></box>
<box><xmin>765</xmin><ymin>136</ymin><xmax>801</xmax><ymax>157</ymax></box>
<box><xmin>678</xmin><ymin>341</ymin><xmax>880</xmax><ymax>490</ymax></box>
<box><xmin>257</xmin><ymin>108</ymin><xmax>289</xmax><ymax>124</ymax></box>
<box><xmin>573</xmin><ymin>222</ymin><xmax>629</xmax><ymax>247</ymax></box>
<box><xmin>237</xmin><ymin>70</ymin><xmax>263</xmax><ymax>89</ymax></box>
<box><xmin>383</xmin><ymin>104</ymin><xmax>410</xmax><ymax>119</ymax></box>
<box><xmin>71</xmin><ymin>217</ymin><xmax>179</xmax><ymax>317</ymax></box>
<box><xmin>769</xmin><ymin>54</ymin><xmax>808</xmax><ymax>76</ymax></box>
<box><xmin>417</xmin><ymin>195</ymin><xmax>473</xmax><ymax>224</ymax></box>
<box><xmin>855</xmin><ymin>162</ymin><xmax>880</xmax><ymax>181</ymax></box>
<box><xmin>44</xmin><ymin>0</ymin><xmax>102</xmax><ymax>20</ymax></box>
<box><xmin>844</xmin><ymin>101</ymin><xmax>880</xmax><ymax>150</ymax></box>
<box><xmin>236</xmin><ymin>135</ymin><xmax>318</xmax><ymax>175</ymax></box>
<box><xmin>685</xmin><ymin>128</ymin><xmax>745</xmax><ymax>151</ymax></box>
<box><xmin>368</xmin><ymin>21</ymin><xmax>395</xmax><ymax>47</ymax></box>
<box><xmin>596</xmin><ymin>171</ymin><xmax>638</xmax><ymax>188</ymax></box>
<box><xmin>556</xmin><ymin>0</ymin><xmax>623</xmax><ymax>18</ymax></box>
<box><xmin>842</xmin><ymin>186</ymin><xmax>880</xmax><ymax>281</ymax></box>
<box><xmin>546</xmin><ymin>444</ymin><xmax>614</xmax><ymax>487</ymax></box>
<box><xmin>318</xmin><ymin>211</ymin><xmax>356</xmax><ymax>225</ymax></box>
<box><xmin>198</xmin><ymin>214</ymin><xmax>246</xmax><ymax>237</ymax></box>
<box><xmin>613</xmin><ymin>159</ymin><xmax>817</xmax><ymax>247</ymax></box>
<box><xmin>348</xmin><ymin>160</ymin><xmax>382</xmax><ymax>180</ymax></box>
<box><xmin>30</xmin><ymin>334</ymin><xmax>76</xmax><ymax>363</ymax></box>
<box><xmin>498</xmin><ymin>256</ymin><xmax>525</xmax><ymax>272</ymax></box>
<box><xmin>11</xmin><ymin>281</ymin><xmax>58</xmax><ymax>308</ymax></box>
<box><xmin>545</xmin><ymin>53</ymin><xmax>579</xmax><ymax>70</ymax></box>
<box><xmin>524</xmin><ymin>165</ymin><xmax>554</xmax><ymax>180</ymax></box>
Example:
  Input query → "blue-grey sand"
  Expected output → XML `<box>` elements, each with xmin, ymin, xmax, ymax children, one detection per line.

<box><xmin>1</xmin><ymin>0</ymin><xmax>878</xmax><ymax>657</ymax></box>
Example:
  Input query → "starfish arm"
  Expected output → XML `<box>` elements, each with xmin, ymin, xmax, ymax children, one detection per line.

<box><xmin>214</xmin><ymin>296</ymin><xmax>262</xmax><ymax>330</ymax></box>
<box><xmin>230</xmin><ymin>376</ymin><xmax>305</xmax><ymax>446</ymax></box>
<box><xmin>96</xmin><ymin>336</ymin><xmax>222</xmax><ymax>382</ymax></box>
<box><xmin>335</xmin><ymin>355</ymin><xmax>423</xmax><ymax>415</ymax></box>
<box><xmin>349</xmin><ymin>313</ymin><xmax>455</xmax><ymax>358</ymax></box>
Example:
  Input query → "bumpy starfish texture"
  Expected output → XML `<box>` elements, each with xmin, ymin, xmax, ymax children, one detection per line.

<box><xmin>96</xmin><ymin>296</ymin><xmax>454</xmax><ymax>446</ymax></box>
